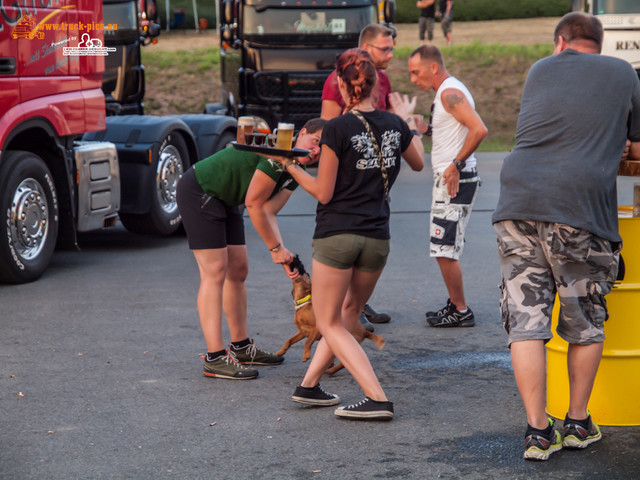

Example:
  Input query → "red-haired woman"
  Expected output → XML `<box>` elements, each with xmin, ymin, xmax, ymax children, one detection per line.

<box><xmin>275</xmin><ymin>48</ymin><xmax>424</xmax><ymax>419</ymax></box>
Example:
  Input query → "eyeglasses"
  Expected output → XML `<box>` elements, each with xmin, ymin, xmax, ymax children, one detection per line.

<box><xmin>426</xmin><ymin>103</ymin><xmax>434</xmax><ymax>137</ymax></box>
<box><xmin>367</xmin><ymin>43</ymin><xmax>394</xmax><ymax>55</ymax></box>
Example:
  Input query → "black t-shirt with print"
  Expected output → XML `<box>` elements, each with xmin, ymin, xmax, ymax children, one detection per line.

<box><xmin>314</xmin><ymin>109</ymin><xmax>412</xmax><ymax>240</ymax></box>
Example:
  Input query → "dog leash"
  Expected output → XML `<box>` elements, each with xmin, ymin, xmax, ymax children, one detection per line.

<box><xmin>294</xmin><ymin>294</ymin><xmax>311</xmax><ymax>310</ymax></box>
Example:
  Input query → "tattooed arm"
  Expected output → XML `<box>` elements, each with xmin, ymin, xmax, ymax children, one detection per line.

<box><xmin>440</xmin><ymin>87</ymin><xmax>488</xmax><ymax>197</ymax></box>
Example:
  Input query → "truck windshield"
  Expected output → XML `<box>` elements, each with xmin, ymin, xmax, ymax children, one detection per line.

<box><xmin>103</xmin><ymin>2</ymin><xmax>138</xmax><ymax>43</ymax></box>
<box><xmin>593</xmin><ymin>0</ymin><xmax>638</xmax><ymax>14</ymax></box>
<box><xmin>242</xmin><ymin>6</ymin><xmax>377</xmax><ymax>40</ymax></box>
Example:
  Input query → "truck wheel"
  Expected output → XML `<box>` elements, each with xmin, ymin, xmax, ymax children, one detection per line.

<box><xmin>0</xmin><ymin>151</ymin><xmax>59</xmax><ymax>284</ymax></box>
<box><xmin>119</xmin><ymin>132</ymin><xmax>188</xmax><ymax>235</ymax></box>
<box><xmin>216</xmin><ymin>131</ymin><xmax>236</xmax><ymax>151</ymax></box>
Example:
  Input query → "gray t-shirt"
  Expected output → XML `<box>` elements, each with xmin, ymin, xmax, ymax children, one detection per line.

<box><xmin>492</xmin><ymin>49</ymin><xmax>640</xmax><ymax>242</ymax></box>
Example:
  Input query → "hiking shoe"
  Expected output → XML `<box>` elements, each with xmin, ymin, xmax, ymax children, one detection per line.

<box><xmin>203</xmin><ymin>351</ymin><xmax>259</xmax><ymax>380</ymax></box>
<box><xmin>562</xmin><ymin>414</ymin><xmax>602</xmax><ymax>449</ymax></box>
<box><xmin>292</xmin><ymin>384</ymin><xmax>341</xmax><ymax>406</ymax></box>
<box><xmin>363</xmin><ymin>304</ymin><xmax>391</xmax><ymax>324</ymax></box>
<box><xmin>425</xmin><ymin>298</ymin><xmax>453</xmax><ymax>319</ymax></box>
<box><xmin>334</xmin><ymin>397</ymin><xmax>394</xmax><ymax>420</ymax></box>
<box><xmin>523</xmin><ymin>419</ymin><xmax>562</xmax><ymax>461</ymax></box>
<box><xmin>427</xmin><ymin>304</ymin><xmax>475</xmax><ymax>327</ymax></box>
<box><xmin>359</xmin><ymin>312</ymin><xmax>375</xmax><ymax>333</ymax></box>
<box><xmin>230</xmin><ymin>339</ymin><xmax>284</xmax><ymax>366</ymax></box>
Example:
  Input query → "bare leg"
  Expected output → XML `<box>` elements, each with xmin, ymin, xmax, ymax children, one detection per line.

<box><xmin>223</xmin><ymin>244</ymin><xmax>249</xmax><ymax>342</ymax></box>
<box><xmin>300</xmin><ymin>260</ymin><xmax>386</xmax><ymax>401</ymax></box>
<box><xmin>193</xmin><ymin>248</ymin><xmax>229</xmax><ymax>352</ymax></box>
<box><xmin>511</xmin><ymin>339</ymin><xmax>548</xmax><ymax>429</ymax></box>
<box><xmin>567</xmin><ymin>342</ymin><xmax>603</xmax><ymax>420</ymax></box>
<box><xmin>435</xmin><ymin>256</ymin><xmax>467</xmax><ymax>310</ymax></box>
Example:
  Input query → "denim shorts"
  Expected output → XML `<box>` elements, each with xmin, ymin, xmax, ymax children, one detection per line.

<box><xmin>312</xmin><ymin>234</ymin><xmax>389</xmax><ymax>272</ymax></box>
<box><xmin>495</xmin><ymin>220</ymin><xmax>620</xmax><ymax>346</ymax></box>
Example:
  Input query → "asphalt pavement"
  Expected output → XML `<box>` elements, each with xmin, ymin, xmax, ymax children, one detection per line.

<box><xmin>1</xmin><ymin>153</ymin><xmax>639</xmax><ymax>479</ymax></box>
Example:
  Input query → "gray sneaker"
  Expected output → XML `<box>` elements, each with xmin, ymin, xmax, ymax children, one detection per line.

<box><xmin>230</xmin><ymin>339</ymin><xmax>284</xmax><ymax>366</ymax></box>
<box><xmin>203</xmin><ymin>351</ymin><xmax>259</xmax><ymax>380</ymax></box>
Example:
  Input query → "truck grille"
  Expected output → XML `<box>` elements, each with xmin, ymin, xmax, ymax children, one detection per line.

<box><xmin>253</xmin><ymin>70</ymin><xmax>332</xmax><ymax>129</ymax></box>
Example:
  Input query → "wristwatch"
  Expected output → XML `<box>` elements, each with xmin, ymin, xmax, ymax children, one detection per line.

<box><xmin>284</xmin><ymin>159</ymin><xmax>298</xmax><ymax>169</ymax></box>
<box><xmin>453</xmin><ymin>159</ymin><xmax>466</xmax><ymax>171</ymax></box>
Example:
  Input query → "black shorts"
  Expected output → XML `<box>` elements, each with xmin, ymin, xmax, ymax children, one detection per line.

<box><xmin>176</xmin><ymin>167</ymin><xmax>245</xmax><ymax>250</ymax></box>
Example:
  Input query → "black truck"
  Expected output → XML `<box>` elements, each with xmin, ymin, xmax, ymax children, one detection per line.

<box><xmin>208</xmin><ymin>0</ymin><xmax>396</xmax><ymax>131</ymax></box>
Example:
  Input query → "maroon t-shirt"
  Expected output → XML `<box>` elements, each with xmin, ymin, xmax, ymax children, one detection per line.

<box><xmin>321</xmin><ymin>69</ymin><xmax>392</xmax><ymax>112</ymax></box>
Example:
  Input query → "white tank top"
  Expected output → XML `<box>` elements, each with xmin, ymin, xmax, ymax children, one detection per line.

<box><xmin>431</xmin><ymin>76</ymin><xmax>477</xmax><ymax>174</ymax></box>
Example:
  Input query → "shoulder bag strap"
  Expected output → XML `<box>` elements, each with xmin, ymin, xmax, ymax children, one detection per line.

<box><xmin>350</xmin><ymin>110</ymin><xmax>389</xmax><ymax>199</ymax></box>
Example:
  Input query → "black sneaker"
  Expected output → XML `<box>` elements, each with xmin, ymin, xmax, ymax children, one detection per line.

<box><xmin>359</xmin><ymin>312</ymin><xmax>375</xmax><ymax>333</ymax></box>
<box><xmin>334</xmin><ymin>397</ymin><xmax>394</xmax><ymax>420</ymax></box>
<box><xmin>363</xmin><ymin>304</ymin><xmax>391</xmax><ymax>324</ymax></box>
<box><xmin>425</xmin><ymin>298</ymin><xmax>452</xmax><ymax>319</ymax></box>
<box><xmin>562</xmin><ymin>413</ymin><xmax>602</xmax><ymax>449</ymax></box>
<box><xmin>427</xmin><ymin>304</ymin><xmax>475</xmax><ymax>327</ymax></box>
<box><xmin>524</xmin><ymin>419</ymin><xmax>562</xmax><ymax>461</ymax></box>
<box><xmin>292</xmin><ymin>384</ymin><xmax>341</xmax><ymax>406</ymax></box>
<box><xmin>230</xmin><ymin>339</ymin><xmax>284</xmax><ymax>366</ymax></box>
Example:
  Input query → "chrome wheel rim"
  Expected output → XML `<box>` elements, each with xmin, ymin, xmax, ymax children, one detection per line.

<box><xmin>156</xmin><ymin>144</ymin><xmax>184</xmax><ymax>215</ymax></box>
<box><xmin>10</xmin><ymin>178</ymin><xmax>49</xmax><ymax>261</ymax></box>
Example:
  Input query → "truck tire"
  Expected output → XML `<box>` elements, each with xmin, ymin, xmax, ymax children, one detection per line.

<box><xmin>216</xmin><ymin>131</ymin><xmax>236</xmax><ymax>151</ymax></box>
<box><xmin>119</xmin><ymin>132</ymin><xmax>188</xmax><ymax>235</ymax></box>
<box><xmin>0</xmin><ymin>151</ymin><xmax>59</xmax><ymax>284</ymax></box>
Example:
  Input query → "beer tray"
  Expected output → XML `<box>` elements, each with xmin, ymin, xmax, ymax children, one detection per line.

<box><xmin>231</xmin><ymin>142</ymin><xmax>310</xmax><ymax>158</ymax></box>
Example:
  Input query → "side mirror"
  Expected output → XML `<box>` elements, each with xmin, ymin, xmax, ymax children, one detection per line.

<box><xmin>384</xmin><ymin>0</ymin><xmax>396</xmax><ymax>24</ymax></box>
<box><xmin>148</xmin><ymin>22</ymin><xmax>161</xmax><ymax>38</ymax></box>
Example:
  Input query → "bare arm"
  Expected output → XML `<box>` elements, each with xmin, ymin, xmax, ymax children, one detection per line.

<box><xmin>387</xmin><ymin>92</ymin><xmax>425</xmax><ymax>172</ymax></box>
<box><xmin>628</xmin><ymin>140</ymin><xmax>640</xmax><ymax>160</ymax></box>
<box><xmin>445</xmin><ymin>0</ymin><xmax>453</xmax><ymax>16</ymax></box>
<box><xmin>321</xmin><ymin>100</ymin><xmax>343</xmax><ymax>120</ymax></box>
<box><xmin>244</xmin><ymin>170</ymin><xmax>297</xmax><ymax>277</ymax></box>
<box><xmin>416</xmin><ymin>0</ymin><xmax>435</xmax><ymax>7</ymax></box>
<box><xmin>440</xmin><ymin>87</ymin><xmax>488</xmax><ymax>197</ymax></box>
<box><xmin>278</xmin><ymin>144</ymin><xmax>339</xmax><ymax>204</ymax></box>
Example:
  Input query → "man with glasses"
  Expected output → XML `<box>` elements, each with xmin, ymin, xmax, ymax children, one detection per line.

<box><xmin>401</xmin><ymin>45</ymin><xmax>487</xmax><ymax>329</ymax></box>
<box><xmin>321</xmin><ymin>23</ymin><xmax>395</xmax><ymax>120</ymax></box>
<box><xmin>320</xmin><ymin>23</ymin><xmax>397</xmax><ymax>331</ymax></box>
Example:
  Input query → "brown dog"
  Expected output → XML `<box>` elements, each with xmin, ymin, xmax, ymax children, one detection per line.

<box><xmin>276</xmin><ymin>256</ymin><xmax>385</xmax><ymax>374</ymax></box>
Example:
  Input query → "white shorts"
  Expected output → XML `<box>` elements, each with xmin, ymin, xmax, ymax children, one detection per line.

<box><xmin>429</xmin><ymin>169</ymin><xmax>479</xmax><ymax>260</ymax></box>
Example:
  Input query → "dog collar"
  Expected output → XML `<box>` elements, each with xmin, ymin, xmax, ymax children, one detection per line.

<box><xmin>294</xmin><ymin>294</ymin><xmax>311</xmax><ymax>310</ymax></box>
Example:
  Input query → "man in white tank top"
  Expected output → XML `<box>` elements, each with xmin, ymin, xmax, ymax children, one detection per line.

<box><xmin>404</xmin><ymin>45</ymin><xmax>487</xmax><ymax>328</ymax></box>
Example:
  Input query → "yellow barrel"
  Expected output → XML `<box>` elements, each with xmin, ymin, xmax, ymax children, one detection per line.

<box><xmin>546</xmin><ymin>211</ymin><xmax>640</xmax><ymax>426</ymax></box>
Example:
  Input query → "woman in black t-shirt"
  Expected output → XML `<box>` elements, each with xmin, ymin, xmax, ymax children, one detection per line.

<box><xmin>275</xmin><ymin>48</ymin><xmax>424</xmax><ymax>419</ymax></box>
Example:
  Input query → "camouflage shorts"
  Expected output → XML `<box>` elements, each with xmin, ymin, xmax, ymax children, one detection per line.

<box><xmin>429</xmin><ymin>169</ymin><xmax>479</xmax><ymax>260</ymax></box>
<box><xmin>494</xmin><ymin>220</ymin><xmax>620</xmax><ymax>346</ymax></box>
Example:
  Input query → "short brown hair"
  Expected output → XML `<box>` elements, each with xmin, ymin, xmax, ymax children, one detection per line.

<box><xmin>410</xmin><ymin>45</ymin><xmax>445</xmax><ymax>68</ymax></box>
<box><xmin>554</xmin><ymin>12</ymin><xmax>603</xmax><ymax>51</ymax></box>
<box><xmin>359</xmin><ymin>23</ymin><xmax>393</xmax><ymax>48</ymax></box>
<box><xmin>302</xmin><ymin>118</ymin><xmax>327</xmax><ymax>134</ymax></box>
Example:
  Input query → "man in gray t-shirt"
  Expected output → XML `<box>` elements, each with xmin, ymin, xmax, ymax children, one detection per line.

<box><xmin>492</xmin><ymin>12</ymin><xmax>640</xmax><ymax>461</ymax></box>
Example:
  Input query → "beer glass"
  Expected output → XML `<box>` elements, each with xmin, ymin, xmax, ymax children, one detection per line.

<box><xmin>274</xmin><ymin>122</ymin><xmax>295</xmax><ymax>150</ymax></box>
<box><xmin>237</xmin><ymin>116</ymin><xmax>255</xmax><ymax>144</ymax></box>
